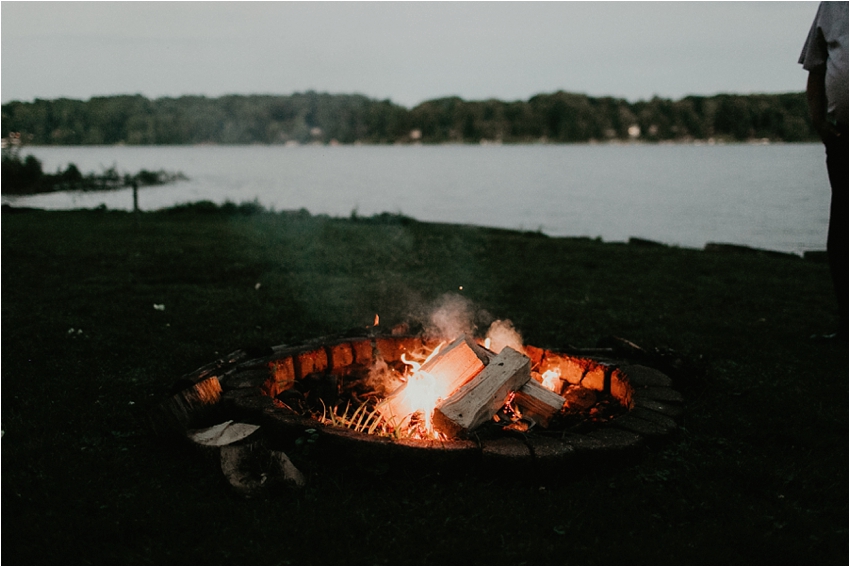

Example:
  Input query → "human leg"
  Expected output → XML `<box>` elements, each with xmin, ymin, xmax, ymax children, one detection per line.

<box><xmin>825</xmin><ymin>130</ymin><xmax>848</xmax><ymax>331</ymax></box>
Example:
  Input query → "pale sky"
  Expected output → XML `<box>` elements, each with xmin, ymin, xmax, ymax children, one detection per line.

<box><xmin>1</xmin><ymin>1</ymin><xmax>819</xmax><ymax>108</ymax></box>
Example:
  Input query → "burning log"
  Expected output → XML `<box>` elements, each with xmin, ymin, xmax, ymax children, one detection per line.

<box><xmin>513</xmin><ymin>379</ymin><xmax>566</xmax><ymax>428</ymax></box>
<box><xmin>420</xmin><ymin>335</ymin><xmax>490</xmax><ymax>393</ymax></box>
<box><xmin>433</xmin><ymin>346</ymin><xmax>531</xmax><ymax>437</ymax></box>
<box><xmin>378</xmin><ymin>335</ymin><xmax>486</xmax><ymax>430</ymax></box>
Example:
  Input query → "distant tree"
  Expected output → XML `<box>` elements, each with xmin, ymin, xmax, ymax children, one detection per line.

<box><xmin>1</xmin><ymin>91</ymin><xmax>817</xmax><ymax>146</ymax></box>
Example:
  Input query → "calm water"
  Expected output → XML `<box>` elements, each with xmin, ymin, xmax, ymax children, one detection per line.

<box><xmin>2</xmin><ymin>143</ymin><xmax>830</xmax><ymax>254</ymax></box>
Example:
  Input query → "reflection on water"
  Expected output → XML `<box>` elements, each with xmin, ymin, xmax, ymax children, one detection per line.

<box><xmin>2</xmin><ymin>143</ymin><xmax>829</xmax><ymax>254</ymax></box>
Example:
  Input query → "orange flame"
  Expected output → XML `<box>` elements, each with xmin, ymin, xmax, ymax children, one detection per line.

<box><xmin>380</xmin><ymin>342</ymin><xmax>447</xmax><ymax>438</ymax></box>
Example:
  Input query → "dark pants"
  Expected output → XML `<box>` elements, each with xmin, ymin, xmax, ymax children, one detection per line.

<box><xmin>825</xmin><ymin>128</ymin><xmax>848</xmax><ymax>330</ymax></box>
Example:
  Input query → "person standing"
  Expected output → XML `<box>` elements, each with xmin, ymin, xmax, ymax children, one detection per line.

<box><xmin>799</xmin><ymin>1</ymin><xmax>848</xmax><ymax>337</ymax></box>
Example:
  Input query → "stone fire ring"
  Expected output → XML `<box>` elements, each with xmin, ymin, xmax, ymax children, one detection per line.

<box><xmin>152</xmin><ymin>333</ymin><xmax>684</xmax><ymax>471</ymax></box>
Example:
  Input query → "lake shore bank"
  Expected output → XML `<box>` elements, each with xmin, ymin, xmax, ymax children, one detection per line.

<box><xmin>5</xmin><ymin>143</ymin><xmax>827</xmax><ymax>256</ymax></box>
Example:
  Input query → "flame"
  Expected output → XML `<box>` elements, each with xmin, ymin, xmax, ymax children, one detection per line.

<box><xmin>541</xmin><ymin>367</ymin><xmax>561</xmax><ymax>392</ymax></box>
<box><xmin>394</xmin><ymin>369</ymin><xmax>440</xmax><ymax>432</ymax></box>
<box><xmin>374</xmin><ymin>314</ymin><xmax>380</xmax><ymax>327</ymax></box>
<box><xmin>381</xmin><ymin>342</ymin><xmax>446</xmax><ymax>438</ymax></box>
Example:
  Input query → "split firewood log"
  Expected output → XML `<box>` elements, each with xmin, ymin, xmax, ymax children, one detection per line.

<box><xmin>433</xmin><ymin>346</ymin><xmax>531</xmax><ymax>437</ymax></box>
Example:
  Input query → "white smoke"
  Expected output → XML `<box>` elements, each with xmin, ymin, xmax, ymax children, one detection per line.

<box><xmin>425</xmin><ymin>293</ymin><xmax>476</xmax><ymax>339</ymax></box>
<box><xmin>484</xmin><ymin>319</ymin><xmax>524</xmax><ymax>354</ymax></box>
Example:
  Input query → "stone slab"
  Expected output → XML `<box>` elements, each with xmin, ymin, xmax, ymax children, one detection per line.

<box><xmin>610</xmin><ymin>368</ymin><xmax>633</xmax><ymax>406</ymax></box>
<box><xmin>481</xmin><ymin>437</ymin><xmax>532</xmax><ymax>460</ymax></box>
<box><xmin>619</xmin><ymin>364</ymin><xmax>673</xmax><ymax>388</ymax></box>
<box><xmin>629</xmin><ymin>407</ymin><xmax>679</xmax><ymax>431</ymax></box>
<box><xmin>222</xmin><ymin>387</ymin><xmax>277</xmax><ymax>414</ymax></box>
<box><xmin>221</xmin><ymin>367</ymin><xmax>270</xmax><ymax>390</ymax></box>
<box><xmin>526</xmin><ymin>436</ymin><xmax>576</xmax><ymax>462</ymax></box>
<box><xmin>633</xmin><ymin>397</ymin><xmax>684</xmax><ymax>420</ymax></box>
<box><xmin>632</xmin><ymin>386</ymin><xmax>684</xmax><ymax>404</ymax></box>
<box><xmin>583</xmin><ymin>428</ymin><xmax>645</xmax><ymax>454</ymax></box>
<box><xmin>610</xmin><ymin>414</ymin><xmax>675</xmax><ymax>438</ymax></box>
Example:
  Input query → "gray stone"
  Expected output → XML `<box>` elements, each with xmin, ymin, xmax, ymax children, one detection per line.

<box><xmin>220</xmin><ymin>442</ymin><xmax>305</xmax><ymax>496</ymax></box>
<box><xmin>527</xmin><ymin>436</ymin><xmax>576</xmax><ymax>462</ymax></box>
<box><xmin>188</xmin><ymin>420</ymin><xmax>261</xmax><ymax>447</ymax></box>
<box><xmin>583</xmin><ymin>428</ymin><xmax>645</xmax><ymax>454</ymax></box>
<box><xmin>481</xmin><ymin>437</ymin><xmax>531</xmax><ymax>460</ymax></box>
<box><xmin>629</xmin><ymin>407</ymin><xmax>678</xmax><ymax>431</ymax></box>
<box><xmin>221</xmin><ymin>367</ymin><xmax>270</xmax><ymax>390</ymax></box>
<box><xmin>149</xmin><ymin>376</ymin><xmax>224</xmax><ymax>435</ymax></box>
<box><xmin>619</xmin><ymin>365</ymin><xmax>673</xmax><ymax>388</ymax></box>
<box><xmin>394</xmin><ymin>438</ymin><xmax>481</xmax><ymax>469</ymax></box>
<box><xmin>224</xmin><ymin>389</ymin><xmax>276</xmax><ymax>413</ymax></box>
<box><xmin>558</xmin><ymin>433</ymin><xmax>610</xmax><ymax>454</ymax></box>
<box><xmin>633</xmin><ymin>386</ymin><xmax>684</xmax><ymax>404</ymax></box>
<box><xmin>633</xmin><ymin>397</ymin><xmax>684</xmax><ymax>419</ymax></box>
<box><xmin>610</xmin><ymin>414</ymin><xmax>675</xmax><ymax>438</ymax></box>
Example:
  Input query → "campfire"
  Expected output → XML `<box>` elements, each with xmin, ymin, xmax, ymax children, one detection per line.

<box><xmin>265</xmin><ymin>321</ymin><xmax>632</xmax><ymax>444</ymax></box>
<box><xmin>152</xmin><ymin>301</ymin><xmax>684</xmax><ymax>493</ymax></box>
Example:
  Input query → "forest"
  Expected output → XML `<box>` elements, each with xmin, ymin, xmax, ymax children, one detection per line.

<box><xmin>1</xmin><ymin>90</ymin><xmax>815</xmax><ymax>146</ymax></box>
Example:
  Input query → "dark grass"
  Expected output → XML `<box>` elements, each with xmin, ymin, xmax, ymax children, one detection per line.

<box><xmin>2</xmin><ymin>205</ymin><xmax>846</xmax><ymax>565</ymax></box>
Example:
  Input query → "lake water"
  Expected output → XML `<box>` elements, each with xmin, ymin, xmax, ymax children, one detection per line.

<box><xmin>2</xmin><ymin>143</ymin><xmax>831</xmax><ymax>254</ymax></box>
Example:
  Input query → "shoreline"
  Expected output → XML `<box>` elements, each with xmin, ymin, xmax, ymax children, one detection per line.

<box><xmin>18</xmin><ymin>138</ymin><xmax>820</xmax><ymax>148</ymax></box>
<box><xmin>7</xmin><ymin>143</ymin><xmax>827</xmax><ymax>256</ymax></box>
<box><xmin>1</xmin><ymin>201</ymin><xmax>828</xmax><ymax>260</ymax></box>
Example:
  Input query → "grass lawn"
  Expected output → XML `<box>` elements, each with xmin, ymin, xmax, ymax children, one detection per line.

<box><xmin>2</xmin><ymin>205</ymin><xmax>846</xmax><ymax>565</ymax></box>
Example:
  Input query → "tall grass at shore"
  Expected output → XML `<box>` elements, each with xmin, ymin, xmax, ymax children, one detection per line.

<box><xmin>2</xmin><ymin>204</ymin><xmax>845</xmax><ymax>565</ymax></box>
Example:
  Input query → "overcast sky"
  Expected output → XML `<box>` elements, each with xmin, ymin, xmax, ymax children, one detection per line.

<box><xmin>1</xmin><ymin>1</ymin><xmax>819</xmax><ymax>108</ymax></box>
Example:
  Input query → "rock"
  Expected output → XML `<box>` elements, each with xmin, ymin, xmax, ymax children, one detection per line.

<box><xmin>633</xmin><ymin>397</ymin><xmax>684</xmax><ymax>420</ymax></box>
<box><xmin>187</xmin><ymin>420</ymin><xmax>260</xmax><ymax>447</ymax></box>
<box><xmin>481</xmin><ymin>437</ymin><xmax>532</xmax><ymax>461</ymax></box>
<box><xmin>610</xmin><ymin>414</ymin><xmax>675</xmax><ymax>438</ymax></box>
<box><xmin>562</xmin><ymin>385</ymin><xmax>597</xmax><ymax>411</ymax></box>
<box><xmin>220</xmin><ymin>441</ymin><xmax>305</xmax><ymax>496</ymax></box>
<box><xmin>270</xmin><ymin>450</ymin><xmax>306</xmax><ymax>488</ymax></box>
<box><xmin>619</xmin><ymin>365</ymin><xmax>673</xmax><ymax>388</ymax></box>
<box><xmin>628</xmin><ymin>407</ymin><xmax>678</xmax><ymax>431</ymax></box>
<box><xmin>583</xmin><ymin>428</ymin><xmax>645</xmax><ymax>455</ymax></box>
<box><xmin>632</xmin><ymin>387</ymin><xmax>684</xmax><ymax>404</ymax></box>
<box><xmin>527</xmin><ymin>436</ymin><xmax>576</xmax><ymax>462</ymax></box>
<box><xmin>221</xmin><ymin>367</ymin><xmax>271</xmax><ymax>390</ymax></box>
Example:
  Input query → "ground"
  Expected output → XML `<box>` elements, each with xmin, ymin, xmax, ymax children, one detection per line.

<box><xmin>2</xmin><ymin>205</ymin><xmax>846</xmax><ymax>565</ymax></box>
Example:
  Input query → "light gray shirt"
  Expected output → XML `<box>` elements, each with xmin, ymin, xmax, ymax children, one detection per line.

<box><xmin>799</xmin><ymin>1</ymin><xmax>849</xmax><ymax>125</ymax></box>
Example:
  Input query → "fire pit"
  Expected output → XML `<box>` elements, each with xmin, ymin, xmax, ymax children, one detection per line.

<box><xmin>152</xmin><ymin>320</ymin><xmax>684</xmax><ymax>479</ymax></box>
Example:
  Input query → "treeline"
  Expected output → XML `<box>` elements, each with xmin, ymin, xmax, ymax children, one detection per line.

<box><xmin>1</xmin><ymin>90</ymin><xmax>815</xmax><ymax>146</ymax></box>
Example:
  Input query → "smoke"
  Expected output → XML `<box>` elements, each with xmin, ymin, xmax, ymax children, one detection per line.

<box><xmin>406</xmin><ymin>294</ymin><xmax>524</xmax><ymax>356</ymax></box>
<box><xmin>484</xmin><ymin>319</ymin><xmax>524</xmax><ymax>354</ymax></box>
<box><xmin>424</xmin><ymin>293</ymin><xmax>477</xmax><ymax>339</ymax></box>
<box><xmin>367</xmin><ymin>356</ymin><xmax>402</xmax><ymax>398</ymax></box>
